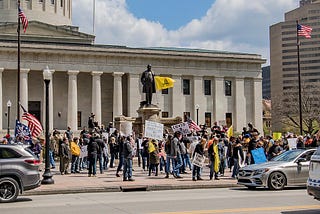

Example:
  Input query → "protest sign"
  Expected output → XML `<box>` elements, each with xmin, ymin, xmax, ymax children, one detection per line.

<box><xmin>144</xmin><ymin>120</ymin><xmax>164</xmax><ymax>140</ymax></box>
<box><xmin>252</xmin><ymin>148</ymin><xmax>267</xmax><ymax>164</ymax></box>
<box><xmin>120</xmin><ymin>121</ymin><xmax>132</xmax><ymax>137</ymax></box>
<box><xmin>171</xmin><ymin>122</ymin><xmax>191</xmax><ymax>135</ymax></box>
<box><xmin>192</xmin><ymin>153</ymin><xmax>206</xmax><ymax>168</ymax></box>
<box><xmin>287</xmin><ymin>138</ymin><xmax>297</xmax><ymax>149</ymax></box>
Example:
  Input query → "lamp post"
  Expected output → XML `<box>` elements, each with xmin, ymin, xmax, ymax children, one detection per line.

<box><xmin>7</xmin><ymin>100</ymin><xmax>11</xmax><ymax>135</ymax></box>
<box><xmin>41</xmin><ymin>66</ymin><xmax>54</xmax><ymax>185</ymax></box>
<box><xmin>195</xmin><ymin>104</ymin><xmax>200</xmax><ymax>125</ymax></box>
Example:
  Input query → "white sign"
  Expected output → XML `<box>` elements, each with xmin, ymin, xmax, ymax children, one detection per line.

<box><xmin>120</xmin><ymin>121</ymin><xmax>132</xmax><ymax>137</ymax></box>
<box><xmin>192</xmin><ymin>153</ymin><xmax>206</xmax><ymax>168</ymax></box>
<box><xmin>287</xmin><ymin>138</ymin><xmax>297</xmax><ymax>149</ymax></box>
<box><xmin>144</xmin><ymin>120</ymin><xmax>164</xmax><ymax>140</ymax></box>
<box><xmin>171</xmin><ymin>122</ymin><xmax>191</xmax><ymax>135</ymax></box>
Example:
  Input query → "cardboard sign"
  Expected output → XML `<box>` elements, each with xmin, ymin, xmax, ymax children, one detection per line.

<box><xmin>144</xmin><ymin>120</ymin><xmax>164</xmax><ymax>140</ymax></box>
<box><xmin>251</xmin><ymin>148</ymin><xmax>267</xmax><ymax>164</ymax></box>
<box><xmin>192</xmin><ymin>153</ymin><xmax>206</xmax><ymax>168</ymax></box>
<box><xmin>120</xmin><ymin>121</ymin><xmax>132</xmax><ymax>137</ymax></box>
<box><xmin>171</xmin><ymin>122</ymin><xmax>191</xmax><ymax>135</ymax></box>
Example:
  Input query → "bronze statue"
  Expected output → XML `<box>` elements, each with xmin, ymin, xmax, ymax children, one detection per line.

<box><xmin>141</xmin><ymin>64</ymin><xmax>156</xmax><ymax>106</ymax></box>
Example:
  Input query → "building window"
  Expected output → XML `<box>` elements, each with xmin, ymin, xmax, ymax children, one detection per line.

<box><xmin>225</xmin><ymin>80</ymin><xmax>232</xmax><ymax>96</ymax></box>
<box><xmin>226</xmin><ymin>113</ymin><xmax>232</xmax><ymax>128</ymax></box>
<box><xmin>205</xmin><ymin>112</ymin><xmax>211</xmax><ymax>127</ymax></box>
<box><xmin>51</xmin><ymin>0</ymin><xmax>55</xmax><ymax>4</ymax></box>
<box><xmin>162</xmin><ymin>112</ymin><xmax>169</xmax><ymax>118</ymax></box>
<box><xmin>60</xmin><ymin>0</ymin><xmax>63</xmax><ymax>7</ymax></box>
<box><xmin>162</xmin><ymin>88</ymin><xmax>168</xmax><ymax>94</ymax></box>
<box><xmin>204</xmin><ymin>80</ymin><xmax>211</xmax><ymax>95</ymax></box>
<box><xmin>183</xmin><ymin>79</ymin><xmax>190</xmax><ymax>95</ymax></box>
<box><xmin>77</xmin><ymin>111</ymin><xmax>82</xmax><ymax>128</ymax></box>
<box><xmin>183</xmin><ymin>112</ymin><xmax>190</xmax><ymax>122</ymax></box>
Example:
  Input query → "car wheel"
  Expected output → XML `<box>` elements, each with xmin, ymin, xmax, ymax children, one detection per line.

<box><xmin>0</xmin><ymin>177</ymin><xmax>20</xmax><ymax>203</ymax></box>
<box><xmin>268</xmin><ymin>172</ymin><xmax>286</xmax><ymax>190</ymax></box>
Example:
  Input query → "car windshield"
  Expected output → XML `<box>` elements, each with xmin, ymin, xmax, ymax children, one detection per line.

<box><xmin>271</xmin><ymin>149</ymin><xmax>303</xmax><ymax>162</ymax></box>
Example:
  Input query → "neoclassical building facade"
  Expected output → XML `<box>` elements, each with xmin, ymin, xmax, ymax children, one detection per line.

<box><xmin>0</xmin><ymin>0</ymin><xmax>265</xmax><ymax>133</ymax></box>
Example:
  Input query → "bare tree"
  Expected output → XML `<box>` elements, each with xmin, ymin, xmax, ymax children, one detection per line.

<box><xmin>274</xmin><ymin>82</ymin><xmax>320</xmax><ymax>134</ymax></box>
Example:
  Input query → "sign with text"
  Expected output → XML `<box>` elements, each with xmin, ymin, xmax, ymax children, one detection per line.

<box><xmin>120</xmin><ymin>121</ymin><xmax>132</xmax><ymax>137</ymax></box>
<box><xmin>192</xmin><ymin>153</ymin><xmax>206</xmax><ymax>168</ymax></box>
<box><xmin>171</xmin><ymin>122</ymin><xmax>191</xmax><ymax>135</ymax></box>
<box><xmin>144</xmin><ymin>120</ymin><xmax>164</xmax><ymax>140</ymax></box>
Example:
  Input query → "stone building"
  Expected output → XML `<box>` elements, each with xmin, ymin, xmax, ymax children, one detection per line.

<box><xmin>0</xmin><ymin>0</ymin><xmax>265</xmax><ymax>133</ymax></box>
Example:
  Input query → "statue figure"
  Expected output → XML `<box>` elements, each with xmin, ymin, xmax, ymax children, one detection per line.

<box><xmin>141</xmin><ymin>64</ymin><xmax>156</xmax><ymax>106</ymax></box>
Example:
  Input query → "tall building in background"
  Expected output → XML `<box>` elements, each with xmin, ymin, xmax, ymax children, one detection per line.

<box><xmin>270</xmin><ymin>0</ymin><xmax>320</xmax><ymax>132</ymax></box>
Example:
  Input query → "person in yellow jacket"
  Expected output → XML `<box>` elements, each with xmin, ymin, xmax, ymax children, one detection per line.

<box><xmin>70</xmin><ymin>137</ymin><xmax>81</xmax><ymax>173</ymax></box>
<box><xmin>208</xmin><ymin>136</ymin><xmax>220</xmax><ymax>180</ymax></box>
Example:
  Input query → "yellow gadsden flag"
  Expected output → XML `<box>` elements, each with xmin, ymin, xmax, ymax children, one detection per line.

<box><xmin>154</xmin><ymin>76</ymin><xmax>175</xmax><ymax>90</ymax></box>
<box><xmin>227</xmin><ymin>125</ymin><xmax>233</xmax><ymax>138</ymax></box>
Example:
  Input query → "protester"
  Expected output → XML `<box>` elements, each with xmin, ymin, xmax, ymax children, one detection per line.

<box><xmin>192</xmin><ymin>138</ymin><xmax>206</xmax><ymax>181</ymax></box>
<box><xmin>148</xmin><ymin>139</ymin><xmax>160</xmax><ymax>176</ymax></box>
<box><xmin>123</xmin><ymin>136</ymin><xmax>134</xmax><ymax>181</ymax></box>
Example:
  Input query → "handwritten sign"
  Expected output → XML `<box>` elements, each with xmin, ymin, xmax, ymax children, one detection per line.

<box><xmin>144</xmin><ymin>120</ymin><xmax>164</xmax><ymax>140</ymax></box>
<box><xmin>171</xmin><ymin>122</ymin><xmax>191</xmax><ymax>135</ymax></box>
<box><xmin>192</xmin><ymin>153</ymin><xmax>206</xmax><ymax>168</ymax></box>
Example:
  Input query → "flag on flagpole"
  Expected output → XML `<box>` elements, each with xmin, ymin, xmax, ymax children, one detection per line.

<box><xmin>20</xmin><ymin>105</ymin><xmax>43</xmax><ymax>138</ymax></box>
<box><xmin>186</xmin><ymin>117</ymin><xmax>201</xmax><ymax>132</ymax></box>
<box><xmin>15</xmin><ymin>120</ymin><xmax>32</xmax><ymax>145</ymax></box>
<box><xmin>226</xmin><ymin>125</ymin><xmax>233</xmax><ymax>138</ymax></box>
<box><xmin>154</xmin><ymin>76</ymin><xmax>175</xmax><ymax>90</ymax></box>
<box><xmin>18</xmin><ymin>4</ymin><xmax>28</xmax><ymax>33</ymax></box>
<box><xmin>297</xmin><ymin>24</ymin><xmax>312</xmax><ymax>39</ymax></box>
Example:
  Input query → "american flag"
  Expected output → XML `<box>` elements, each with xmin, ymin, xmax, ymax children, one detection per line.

<box><xmin>297</xmin><ymin>24</ymin><xmax>312</xmax><ymax>39</ymax></box>
<box><xmin>186</xmin><ymin>117</ymin><xmax>201</xmax><ymax>132</ymax></box>
<box><xmin>18</xmin><ymin>5</ymin><xmax>28</xmax><ymax>33</ymax></box>
<box><xmin>14</xmin><ymin>120</ymin><xmax>32</xmax><ymax>145</ymax></box>
<box><xmin>21</xmin><ymin>105</ymin><xmax>43</xmax><ymax>138</ymax></box>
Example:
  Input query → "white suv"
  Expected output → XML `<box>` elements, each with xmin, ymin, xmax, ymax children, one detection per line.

<box><xmin>307</xmin><ymin>146</ymin><xmax>320</xmax><ymax>200</ymax></box>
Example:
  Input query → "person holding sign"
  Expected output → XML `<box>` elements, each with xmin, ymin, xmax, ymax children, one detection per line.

<box><xmin>192</xmin><ymin>138</ymin><xmax>206</xmax><ymax>181</ymax></box>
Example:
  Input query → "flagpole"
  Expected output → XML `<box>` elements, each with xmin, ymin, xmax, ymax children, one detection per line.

<box><xmin>93</xmin><ymin>0</ymin><xmax>95</xmax><ymax>34</ymax></box>
<box><xmin>17</xmin><ymin>0</ymin><xmax>21</xmax><ymax>121</ymax></box>
<box><xmin>296</xmin><ymin>20</ymin><xmax>303</xmax><ymax>135</ymax></box>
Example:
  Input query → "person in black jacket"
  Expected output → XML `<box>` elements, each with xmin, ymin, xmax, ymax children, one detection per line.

<box><xmin>192</xmin><ymin>138</ymin><xmax>206</xmax><ymax>181</ymax></box>
<box><xmin>232</xmin><ymin>139</ymin><xmax>244</xmax><ymax>178</ymax></box>
<box><xmin>123</xmin><ymin>136</ymin><xmax>135</xmax><ymax>181</ymax></box>
<box><xmin>87</xmin><ymin>136</ymin><xmax>99</xmax><ymax>177</ymax></box>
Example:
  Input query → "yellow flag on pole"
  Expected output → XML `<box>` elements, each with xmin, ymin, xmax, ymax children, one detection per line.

<box><xmin>227</xmin><ymin>125</ymin><xmax>233</xmax><ymax>138</ymax></box>
<box><xmin>154</xmin><ymin>76</ymin><xmax>175</xmax><ymax>90</ymax></box>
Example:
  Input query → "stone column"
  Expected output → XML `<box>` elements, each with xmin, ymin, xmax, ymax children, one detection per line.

<box><xmin>234</xmin><ymin>77</ymin><xmax>246</xmax><ymax>133</ymax></box>
<box><xmin>127</xmin><ymin>73</ymin><xmax>141</xmax><ymax>117</ymax></box>
<box><xmin>193</xmin><ymin>76</ymin><xmax>203</xmax><ymax>124</ymax></box>
<box><xmin>20</xmin><ymin>68</ymin><xmax>30</xmax><ymax>120</ymax></box>
<box><xmin>253</xmin><ymin>77</ymin><xmax>263</xmax><ymax>134</ymax></box>
<box><xmin>0</xmin><ymin>68</ymin><xmax>3</xmax><ymax>130</ymax></box>
<box><xmin>213</xmin><ymin>77</ymin><xmax>225</xmax><ymax>123</ymax></box>
<box><xmin>91</xmin><ymin>71</ymin><xmax>103</xmax><ymax>125</ymax></box>
<box><xmin>171</xmin><ymin>75</ymin><xmax>182</xmax><ymax>117</ymax></box>
<box><xmin>42</xmin><ymin>68</ymin><xmax>55</xmax><ymax>131</ymax></box>
<box><xmin>112</xmin><ymin>72</ymin><xmax>124</xmax><ymax>118</ymax></box>
<box><xmin>67</xmin><ymin>70</ymin><xmax>79</xmax><ymax>131</ymax></box>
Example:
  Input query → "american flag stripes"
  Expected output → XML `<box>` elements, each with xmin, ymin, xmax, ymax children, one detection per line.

<box><xmin>186</xmin><ymin>117</ymin><xmax>201</xmax><ymax>132</ymax></box>
<box><xmin>21</xmin><ymin>105</ymin><xmax>43</xmax><ymax>138</ymax></box>
<box><xmin>297</xmin><ymin>24</ymin><xmax>312</xmax><ymax>39</ymax></box>
<box><xmin>18</xmin><ymin>5</ymin><xmax>28</xmax><ymax>33</ymax></box>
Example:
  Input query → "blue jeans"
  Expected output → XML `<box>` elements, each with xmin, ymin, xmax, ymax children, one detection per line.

<box><xmin>232</xmin><ymin>158</ymin><xmax>240</xmax><ymax>178</ymax></box>
<box><xmin>71</xmin><ymin>155</ymin><xmax>79</xmax><ymax>173</ymax></box>
<box><xmin>49</xmin><ymin>150</ymin><xmax>55</xmax><ymax>168</ymax></box>
<box><xmin>88</xmin><ymin>154</ymin><xmax>97</xmax><ymax>175</ymax></box>
<box><xmin>110</xmin><ymin>153</ymin><xmax>115</xmax><ymax>168</ymax></box>
<box><xmin>97</xmin><ymin>153</ymin><xmax>104</xmax><ymax>174</ymax></box>
<box><xmin>183</xmin><ymin>153</ymin><xmax>192</xmax><ymax>170</ymax></box>
<box><xmin>209</xmin><ymin>160</ymin><xmax>218</xmax><ymax>179</ymax></box>
<box><xmin>123</xmin><ymin>158</ymin><xmax>133</xmax><ymax>180</ymax></box>
<box><xmin>142</xmin><ymin>153</ymin><xmax>149</xmax><ymax>170</ymax></box>
<box><xmin>173</xmin><ymin>154</ymin><xmax>183</xmax><ymax>176</ymax></box>
<box><xmin>165</xmin><ymin>156</ymin><xmax>172</xmax><ymax>174</ymax></box>
<box><xmin>192</xmin><ymin>165</ymin><xmax>201</xmax><ymax>179</ymax></box>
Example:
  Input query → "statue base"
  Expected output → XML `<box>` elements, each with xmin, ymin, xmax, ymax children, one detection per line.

<box><xmin>137</xmin><ymin>104</ymin><xmax>161</xmax><ymax>123</ymax></box>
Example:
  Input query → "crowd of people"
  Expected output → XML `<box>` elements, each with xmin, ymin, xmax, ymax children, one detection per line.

<box><xmin>2</xmin><ymin>116</ymin><xmax>320</xmax><ymax>182</ymax></box>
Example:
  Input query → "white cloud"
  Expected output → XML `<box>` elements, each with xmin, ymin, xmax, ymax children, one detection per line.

<box><xmin>73</xmin><ymin>0</ymin><xmax>298</xmax><ymax>64</ymax></box>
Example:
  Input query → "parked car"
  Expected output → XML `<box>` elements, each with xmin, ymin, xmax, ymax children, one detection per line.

<box><xmin>307</xmin><ymin>146</ymin><xmax>320</xmax><ymax>200</ymax></box>
<box><xmin>0</xmin><ymin>144</ymin><xmax>41</xmax><ymax>203</ymax></box>
<box><xmin>237</xmin><ymin>148</ymin><xmax>316</xmax><ymax>190</ymax></box>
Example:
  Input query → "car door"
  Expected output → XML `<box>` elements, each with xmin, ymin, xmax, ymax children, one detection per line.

<box><xmin>294</xmin><ymin>150</ymin><xmax>315</xmax><ymax>184</ymax></box>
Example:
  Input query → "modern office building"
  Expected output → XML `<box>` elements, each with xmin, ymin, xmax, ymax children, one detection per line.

<box><xmin>0</xmin><ymin>0</ymin><xmax>265</xmax><ymax>133</ymax></box>
<box><xmin>262</xmin><ymin>66</ymin><xmax>271</xmax><ymax>99</ymax></box>
<box><xmin>270</xmin><ymin>0</ymin><xmax>320</xmax><ymax>132</ymax></box>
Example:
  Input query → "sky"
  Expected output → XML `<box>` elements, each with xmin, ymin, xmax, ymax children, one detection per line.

<box><xmin>72</xmin><ymin>0</ymin><xmax>300</xmax><ymax>65</ymax></box>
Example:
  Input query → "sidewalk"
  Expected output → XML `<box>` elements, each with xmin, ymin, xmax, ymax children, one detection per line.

<box><xmin>25</xmin><ymin>163</ymin><xmax>240</xmax><ymax>196</ymax></box>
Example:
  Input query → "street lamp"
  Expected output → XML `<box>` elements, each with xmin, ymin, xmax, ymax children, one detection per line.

<box><xmin>7</xmin><ymin>100</ymin><xmax>11</xmax><ymax>135</ymax></box>
<box><xmin>41</xmin><ymin>66</ymin><xmax>54</xmax><ymax>185</ymax></box>
<box><xmin>195</xmin><ymin>104</ymin><xmax>200</xmax><ymax>125</ymax></box>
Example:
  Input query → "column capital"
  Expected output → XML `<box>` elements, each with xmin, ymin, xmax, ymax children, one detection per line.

<box><xmin>112</xmin><ymin>72</ymin><xmax>124</xmax><ymax>77</ymax></box>
<box><xmin>68</xmin><ymin>70</ymin><xmax>80</xmax><ymax>76</ymax></box>
<box><xmin>91</xmin><ymin>71</ymin><xmax>103</xmax><ymax>76</ymax></box>
<box><xmin>20</xmin><ymin>68</ymin><xmax>30</xmax><ymax>74</ymax></box>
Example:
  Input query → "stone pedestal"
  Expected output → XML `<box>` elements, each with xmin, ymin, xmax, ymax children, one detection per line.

<box><xmin>137</xmin><ymin>104</ymin><xmax>161</xmax><ymax>123</ymax></box>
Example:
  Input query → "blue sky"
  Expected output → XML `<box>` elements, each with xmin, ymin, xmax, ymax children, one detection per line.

<box><xmin>73</xmin><ymin>0</ymin><xmax>300</xmax><ymax>65</ymax></box>
<box><xmin>126</xmin><ymin>0</ymin><xmax>214</xmax><ymax>30</ymax></box>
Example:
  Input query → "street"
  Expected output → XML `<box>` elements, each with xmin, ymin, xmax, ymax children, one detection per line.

<box><xmin>1</xmin><ymin>187</ymin><xmax>320</xmax><ymax>214</ymax></box>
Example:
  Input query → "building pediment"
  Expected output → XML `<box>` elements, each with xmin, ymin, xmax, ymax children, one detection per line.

<box><xmin>0</xmin><ymin>21</ymin><xmax>95</xmax><ymax>44</ymax></box>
